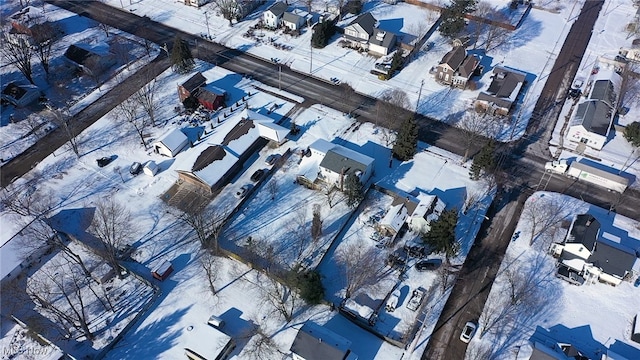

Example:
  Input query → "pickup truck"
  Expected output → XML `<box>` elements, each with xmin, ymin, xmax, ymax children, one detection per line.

<box><xmin>406</xmin><ymin>288</ymin><xmax>425</xmax><ymax>311</ymax></box>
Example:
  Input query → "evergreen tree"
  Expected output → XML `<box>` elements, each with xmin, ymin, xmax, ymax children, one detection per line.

<box><xmin>469</xmin><ymin>139</ymin><xmax>496</xmax><ymax>180</ymax></box>
<box><xmin>392</xmin><ymin>116</ymin><xmax>418</xmax><ymax>161</ymax></box>
<box><xmin>294</xmin><ymin>270</ymin><xmax>325</xmax><ymax>304</ymax></box>
<box><xmin>345</xmin><ymin>174</ymin><xmax>364</xmax><ymax>208</ymax></box>
<box><xmin>439</xmin><ymin>0</ymin><xmax>478</xmax><ymax>38</ymax></box>
<box><xmin>623</xmin><ymin>121</ymin><xmax>640</xmax><ymax>147</ymax></box>
<box><xmin>170</xmin><ymin>35</ymin><xmax>195</xmax><ymax>74</ymax></box>
<box><xmin>422</xmin><ymin>208</ymin><xmax>459</xmax><ymax>262</ymax></box>
<box><xmin>312</xmin><ymin>21</ymin><xmax>336</xmax><ymax>48</ymax></box>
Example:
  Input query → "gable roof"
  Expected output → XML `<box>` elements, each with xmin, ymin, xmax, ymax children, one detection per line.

<box><xmin>319</xmin><ymin>147</ymin><xmax>374</xmax><ymax>177</ymax></box>
<box><xmin>566</xmin><ymin>214</ymin><xmax>600</xmax><ymax>251</ymax></box>
<box><xmin>157</xmin><ymin>128</ymin><xmax>189</xmax><ymax>152</ymax></box>
<box><xmin>181</xmin><ymin>72</ymin><xmax>207</xmax><ymax>93</ymax></box>
<box><xmin>368</xmin><ymin>28</ymin><xmax>396</xmax><ymax>49</ymax></box>
<box><xmin>64</xmin><ymin>44</ymin><xmax>92</xmax><ymax>65</ymax></box>
<box><xmin>486</xmin><ymin>66</ymin><xmax>526</xmax><ymax>98</ymax></box>
<box><xmin>589</xmin><ymin>240</ymin><xmax>637</xmax><ymax>277</ymax></box>
<box><xmin>590</xmin><ymin>79</ymin><xmax>617</xmax><ymax>107</ymax></box>
<box><xmin>266</xmin><ymin>1</ymin><xmax>287</xmax><ymax>17</ymax></box>
<box><xmin>346</xmin><ymin>12</ymin><xmax>377</xmax><ymax>36</ymax></box>
<box><xmin>457</xmin><ymin>55</ymin><xmax>480</xmax><ymax>78</ymax></box>
<box><xmin>290</xmin><ymin>323</ymin><xmax>352</xmax><ymax>360</ymax></box>
<box><xmin>439</xmin><ymin>46</ymin><xmax>466</xmax><ymax>69</ymax></box>
<box><xmin>571</xmin><ymin>99</ymin><xmax>612</xmax><ymax>136</ymax></box>
<box><xmin>283</xmin><ymin>11</ymin><xmax>304</xmax><ymax>24</ymax></box>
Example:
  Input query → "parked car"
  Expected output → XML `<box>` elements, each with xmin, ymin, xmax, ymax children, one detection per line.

<box><xmin>415</xmin><ymin>259</ymin><xmax>441</xmax><ymax>271</ymax></box>
<box><xmin>406</xmin><ymin>288</ymin><xmax>425</xmax><ymax>311</ymax></box>
<box><xmin>634</xmin><ymin>276</ymin><xmax>640</xmax><ymax>288</ymax></box>
<box><xmin>250</xmin><ymin>169</ymin><xmax>265</xmax><ymax>182</ymax></box>
<box><xmin>265</xmin><ymin>154</ymin><xmax>279</xmax><ymax>166</ymax></box>
<box><xmin>234</xmin><ymin>185</ymin><xmax>250</xmax><ymax>199</ymax></box>
<box><xmin>385</xmin><ymin>289</ymin><xmax>401</xmax><ymax>312</ymax></box>
<box><xmin>460</xmin><ymin>321</ymin><xmax>477</xmax><ymax>343</ymax></box>
<box><xmin>96</xmin><ymin>157</ymin><xmax>113</xmax><ymax>167</ymax></box>
<box><xmin>129</xmin><ymin>162</ymin><xmax>142</xmax><ymax>175</ymax></box>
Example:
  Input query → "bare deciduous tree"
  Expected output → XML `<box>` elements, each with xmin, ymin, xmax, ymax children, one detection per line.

<box><xmin>455</xmin><ymin>111</ymin><xmax>492</xmax><ymax>162</ymax></box>
<box><xmin>178</xmin><ymin>206</ymin><xmax>226</xmax><ymax>252</ymax></box>
<box><xmin>311</xmin><ymin>203</ymin><xmax>322</xmax><ymax>245</ymax></box>
<box><xmin>133</xmin><ymin>69</ymin><xmax>160</xmax><ymax>126</ymax></box>
<box><xmin>30</xmin><ymin>21</ymin><xmax>62</xmax><ymax>76</ymax></box>
<box><xmin>48</xmin><ymin>107</ymin><xmax>80</xmax><ymax>157</ymax></box>
<box><xmin>323</xmin><ymin>185</ymin><xmax>340</xmax><ymax>208</ymax></box>
<box><xmin>521</xmin><ymin>196</ymin><xmax>567</xmax><ymax>247</ymax></box>
<box><xmin>214</xmin><ymin>0</ymin><xmax>241</xmax><ymax>26</ymax></box>
<box><xmin>116</xmin><ymin>97</ymin><xmax>149</xmax><ymax>149</ymax></box>
<box><xmin>335</xmin><ymin>239</ymin><xmax>385</xmax><ymax>299</ymax></box>
<box><xmin>377</xmin><ymin>88</ymin><xmax>410</xmax><ymax>127</ymax></box>
<box><xmin>239</xmin><ymin>322</ymin><xmax>286</xmax><ymax>360</ymax></box>
<box><xmin>27</xmin><ymin>258</ymin><xmax>104</xmax><ymax>340</ymax></box>
<box><xmin>199</xmin><ymin>250</ymin><xmax>220</xmax><ymax>297</ymax></box>
<box><xmin>90</xmin><ymin>198</ymin><xmax>136</xmax><ymax>279</ymax></box>
<box><xmin>1</xmin><ymin>33</ymin><xmax>35</xmax><ymax>84</ymax></box>
<box><xmin>244</xmin><ymin>269</ymin><xmax>300</xmax><ymax>323</ymax></box>
<box><xmin>98</xmin><ymin>22</ymin><xmax>111</xmax><ymax>37</ymax></box>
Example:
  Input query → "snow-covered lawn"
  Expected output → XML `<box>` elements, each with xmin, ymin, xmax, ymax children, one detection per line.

<box><xmin>468</xmin><ymin>192</ymin><xmax>640</xmax><ymax>360</ymax></box>
<box><xmin>0</xmin><ymin>1</ymin><xmax>159</xmax><ymax>163</ymax></box>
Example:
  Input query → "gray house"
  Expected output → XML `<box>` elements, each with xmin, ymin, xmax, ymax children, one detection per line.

<box><xmin>290</xmin><ymin>322</ymin><xmax>357</xmax><ymax>360</ymax></box>
<box><xmin>343</xmin><ymin>12</ymin><xmax>377</xmax><ymax>49</ymax></box>
<box><xmin>475</xmin><ymin>66</ymin><xmax>526</xmax><ymax>115</ymax></box>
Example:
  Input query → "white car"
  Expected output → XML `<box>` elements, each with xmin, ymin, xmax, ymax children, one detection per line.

<box><xmin>460</xmin><ymin>321</ymin><xmax>477</xmax><ymax>343</ymax></box>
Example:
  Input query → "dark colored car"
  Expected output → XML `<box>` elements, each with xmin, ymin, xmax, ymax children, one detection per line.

<box><xmin>265</xmin><ymin>154</ymin><xmax>279</xmax><ymax>166</ymax></box>
<box><xmin>97</xmin><ymin>157</ymin><xmax>113</xmax><ymax>167</ymax></box>
<box><xmin>415</xmin><ymin>259</ymin><xmax>441</xmax><ymax>271</ymax></box>
<box><xmin>250</xmin><ymin>169</ymin><xmax>265</xmax><ymax>182</ymax></box>
<box><xmin>129</xmin><ymin>162</ymin><xmax>142</xmax><ymax>175</ymax></box>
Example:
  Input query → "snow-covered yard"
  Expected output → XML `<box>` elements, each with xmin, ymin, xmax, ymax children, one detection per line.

<box><xmin>0</xmin><ymin>1</ymin><xmax>159</xmax><ymax>163</ymax></box>
<box><xmin>468</xmin><ymin>192</ymin><xmax>640</xmax><ymax>360</ymax></box>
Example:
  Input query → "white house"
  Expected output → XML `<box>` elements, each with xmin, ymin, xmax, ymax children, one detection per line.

<box><xmin>1</xmin><ymin>218</ymin><xmax>51</xmax><ymax>284</ymax></box>
<box><xmin>282</xmin><ymin>10</ymin><xmax>307</xmax><ymax>31</ymax></box>
<box><xmin>153</xmin><ymin>128</ymin><xmax>190</xmax><ymax>157</ymax></box>
<box><xmin>1</xmin><ymin>82</ymin><xmax>41</xmax><ymax>107</ymax></box>
<box><xmin>263</xmin><ymin>1</ymin><xmax>287</xmax><ymax>28</ymax></box>
<box><xmin>408</xmin><ymin>194</ymin><xmax>446</xmax><ymax>234</ymax></box>
<box><xmin>181</xmin><ymin>317</ymin><xmax>235</xmax><ymax>360</ymax></box>
<box><xmin>367</xmin><ymin>28</ymin><xmax>396</xmax><ymax>57</ymax></box>
<box><xmin>566</xmin><ymin>70</ymin><xmax>622</xmax><ymax>150</ymax></box>
<box><xmin>297</xmin><ymin>138</ymin><xmax>375</xmax><ymax>190</ymax></box>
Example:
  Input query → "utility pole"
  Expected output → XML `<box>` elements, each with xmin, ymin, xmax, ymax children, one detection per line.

<box><xmin>204</xmin><ymin>11</ymin><xmax>211</xmax><ymax>38</ymax></box>
<box><xmin>415</xmin><ymin>79</ymin><xmax>424</xmax><ymax>113</ymax></box>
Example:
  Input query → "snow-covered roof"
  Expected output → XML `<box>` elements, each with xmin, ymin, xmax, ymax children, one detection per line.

<box><xmin>379</xmin><ymin>203</ymin><xmax>408</xmax><ymax>234</ymax></box>
<box><xmin>181</xmin><ymin>321</ymin><xmax>232</xmax><ymax>360</ymax></box>
<box><xmin>175</xmin><ymin>109</ymin><xmax>279</xmax><ymax>187</ymax></box>
<box><xmin>155</xmin><ymin>128</ymin><xmax>189</xmax><ymax>152</ymax></box>
<box><xmin>1</xmin><ymin>231</ymin><xmax>27</xmax><ymax>280</ymax></box>
<box><xmin>561</xmin><ymin>257</ymin><xmax>585</xmax><ymax>272</ymax></box>
<box><xmin>309</xmin><ymin>138</ymin><xmax>337</xmax><ymax>155</ymax></box>
<box><xmin>152</xmin><ymin>260</ymin><xmax>172</xmax><ymax>275</ymax></box>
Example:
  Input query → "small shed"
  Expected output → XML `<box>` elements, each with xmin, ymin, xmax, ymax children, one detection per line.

<box><xmin>143</xmin><ymin>161</ymin><xmax>159</xmax><ymax>177</ymax></box>
<box><xmin>153</xmin><ymin>128</ymin><xmax>190</xmax><ymax>157</ymax></box>
<box><xmin>151</xmin><ymin>260</ymin><xmax>173</xmax><ymax>281</ymax></box>
<box><xmin>178</xmin><ymin>72</ymin><xmax>207</xmax><ymax>102</ymax></box>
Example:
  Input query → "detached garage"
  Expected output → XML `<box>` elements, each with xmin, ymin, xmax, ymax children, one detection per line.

<box><xmin>153</xmin><ymin>128</ymin><xmax>190</xmax><ymax>157</ymax></box>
